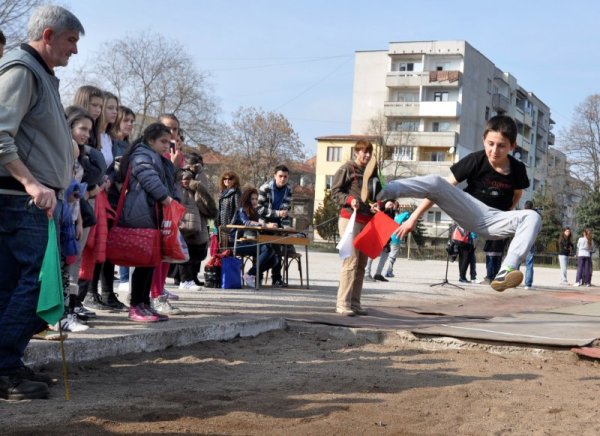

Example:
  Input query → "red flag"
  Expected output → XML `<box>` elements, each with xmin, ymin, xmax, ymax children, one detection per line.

<box><xmin>353</xmin><ymin>211</ymin><xmax>398</xmax><ymax>259</ymax></box>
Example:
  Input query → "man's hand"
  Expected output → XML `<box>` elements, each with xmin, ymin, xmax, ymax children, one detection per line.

<box><xmin>26</xmin><ymin>182</ymin><xmax>56</xmax><ymax>217</ymax></box>
<box><xmin>162</xmin><ymin>196</ymin><xmax>173</xmax><ymax>205</ymax></box>
<box><xmin>278</xmin><ymin>209</ymin><xmax>288</xmax><ymax>218</ymax></box>
<box><xmin>369</xmin><ymin>203</ymin><xmax>380</xmax><ymax>214</ymax></box>
<box><xmin>392</xmin><ymin>214</ymin><xmax>419</xmax><ymax>240</ymax></box>
<box><xmin>350</xmin><ymin>198</ymin><xmax>359</xmax><ymax>210</ymax></box>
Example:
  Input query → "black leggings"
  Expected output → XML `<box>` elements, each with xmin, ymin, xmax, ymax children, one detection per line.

<box><xmin>130</xmin><ymin>267</ymin><xmax>154</xmax><ymax>307</ymax></box>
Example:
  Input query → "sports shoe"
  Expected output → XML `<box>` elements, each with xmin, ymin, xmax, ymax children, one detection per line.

<box><xmin>272</xmin><ymin>279</ymin><xmax>287</xmax><ymax>288</ymax></box>
<box><xmin>100</xmin><ymin>292</ymin><xmax>127</xmax><ymax>310</ymax></box>
<box><xmin>128</xmin><ymin>304</ymin><xmax>159</xmax><ymax>323</ymax></box>
<box><xmin>83</xmin><ymin>294</ymin><xmax>112</xmax><ymax>311</ymax></box>
<box><xmin>57</xmin><ymin>313</ymin><xmax>90</xmax><ymax>332</ymax></box>
<box><xmin>458</xmin><ymin>278</ymin><xmax>470</xmax><ymax>284</ymax></box>
<box><xmin>373</xmin><ymin>274</ymin><xmax>389</xmax><ymax>282</ymax></box>
<box><xmin>364</xmin><ymin>275</ymin><xmax>376</xmax><ymax>282</ymax></box>
<box><xmin>574</xmin><ymin>282</ymin><xmax>581</xmax><ymax>287</ymax></box>
<box><xmin>243</xmin><ymin>274</ymin><xmax>256</xmax><ymax>288</ymax></box>
<box><xmin>385</xmin><ymin>272</ymin><xmax>394</xmax><ymax>278</ymax></box>
<box><xmin>118</xmin><ymin>281</ymin><xmax>130</xmax><ymax>293</ymax></box>
<box><xmin>177</xmin><ymin>282</ymin><xmax>199</xmax><ymax>293</ymax></box>
<box><xmin>151</xmin><ymin>295</ymin><xmax>182</xmax><ymax>315</ymax></box>
<box><xmin>351</xmin><ymin>305</ymin><xmax>368</xmax><ymax>316</ymax></box>
<box><xmin>141</xmin><ymin>303</ymin><xmax>169</xmax><ymax>322</ymax></box>
<box><xmin>74</xmin><ymin>303</ymin><xmax>96</xmax><ymax>318</ymax></box>
<box><xmin>31</xmin><ymin>329</ymin><xmax>67</xmax><ymax>341</ymax></box>
<box><xmin>490</xmin><ymin>268</ymin><xmax>523</xmax><ymax>292</ymax></box>
<box><xmin>335</xmin><ymin>307</ymin><xmax>355</xmax><ymax>317</ymax></box>
<box><xmin>0</xmin><ymin>374</ymin><xmax>49</xmax><ymax>400</ymax></box>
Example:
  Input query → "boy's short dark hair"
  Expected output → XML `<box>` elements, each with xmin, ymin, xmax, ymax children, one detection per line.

<box><xmin>274</xmin><ymin>164</ymin><xmax>289</xmax><ymax>174</ymax></box>
<box><xmin>483</xmin><ymin>115</ymin><xmax>517</xmax><ymax>144</ymax></box>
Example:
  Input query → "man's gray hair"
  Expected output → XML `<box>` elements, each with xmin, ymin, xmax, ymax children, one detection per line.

<box><xmin>27</xmin><ymin>5</ymin><xmax>85</xmax><ymax>41</ymax></box>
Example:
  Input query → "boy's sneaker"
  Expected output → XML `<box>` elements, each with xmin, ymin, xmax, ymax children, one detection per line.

<box><xmin>178</xmin><ymin>282</ymin><xmax>200</xmax><ymax>292</ymax></box>
<box><xmin>100</xmin><ymin>293</ymin><xmax>127</xmax><ymax>310</ymax></box>
<box><xmin>128</xmin><ymin>304</ymin><xmax>159</xmax><ymax>323</ymax></box>
<box><xmin>491</xmin><ymin>268</ymin><xmax>523</xmax><ymax>292</ymax></box>
<box><xmin>373</xmin><ymin>274</ymin><xmax>389</xmax><ymax>282</ymax></box>
<box><xmin>243</xmin><ymin>274</ymin><xmax>256</xmax><ymax>288</ymax></box>
<box><xmin>31</xmin><ymin>329</ymin><xmax>67</xmax><ymax>341</ymax></box>
<box><xmin>0</xmin><ymin>374</ymin><xmax>49</xmax><ymax>400</ymax></box>
<box><xmin>57</xmin><ymin>313</ymin><xmax>89</xmax><ymax>332</ymax></box>
<box><xmin>385</xmin><ymin>272</ymin><xmax>394</xmax><ymax>278</ymax></box>
<box><xmin>151</xmin><ymin>295</ymin><xmax>182</xmax><ymax>315</ymax></box>
<box><xmin>364</xmin><ymin>275</ymin><xmax>376</xmax><ymax>282</ymax></box>
<box><xmin>83</xmin><ymin>294</ymin><xmax>112</xmax><ymax>311</ymax></box>
<box><xmin>74</xmin><ymin>303</ymin><xmax>96</xmax><ymax>318</ymax></box>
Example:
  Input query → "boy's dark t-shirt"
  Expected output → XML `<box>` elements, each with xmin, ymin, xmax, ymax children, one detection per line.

<box><xmin>450</xmin><ymin>150</ymin><xmax>529</xmax><ymax>211</ymax></box>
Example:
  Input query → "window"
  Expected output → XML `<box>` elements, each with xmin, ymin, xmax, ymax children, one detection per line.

<box><xmin>325</xmin><ymin>175</ymin><xmax>334</xmax><ymax>189</ymax></box>
<box><xmin>485</xmin><ymin>106</ymin><xmax>490</xmax><ymax>121</ymax></box>
<box><xmin>392</xmin><ymin>146</ymin><xmax>413</xmax><ymax>161</ymax></box>
<box><xmin>432</xmin><ymin>122</ymin><xmax>451</xmax><ymax>132</ymax></box>
<box><xmin>487</xmin><ymin>79</ymin><xmax>492</xmax><ymax>93</ymax></box>
<box><xmin>399</xmin><ymin>62</ymin><xmax>414</xmax><ymax>71</ymax></box>
<box><xmin>433</xmin><ymin>91</ymin><xmax>448</xmax><ymax>102</ymax></box>
<box><xmin>429</xmin><ymin>151</ymin><xmax>446</xmax><ymax>162</ymax></box>
<box><xmin>395</xmin><ymin>91</ymin><xmax>419</xmax><ymax>102</ymax></box>
<box><xmin>426</xmin><ymin>210</ymin><xmax>442</xmax><ymax>223</ymax></box>
<box><xmin>392</xmin><ymin>120</ymin><xmax>419</xmax><ymax>132</ymax></box>
<box><xmin>326</xmin><ymin>146</ymin><xmax>341</xmax><ymax>162</ymax></box>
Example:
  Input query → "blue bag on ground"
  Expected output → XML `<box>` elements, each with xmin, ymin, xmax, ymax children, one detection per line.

<box><xmin>221</xmin><ymin>256</ymin><xmax>242</xmax><ymax>289</ymax></box>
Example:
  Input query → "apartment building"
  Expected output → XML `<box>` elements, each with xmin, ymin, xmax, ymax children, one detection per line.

<box><xmin>346</xmin><ymin>40</ymin><xmax>554</xmax><ymax>239</ymax></box>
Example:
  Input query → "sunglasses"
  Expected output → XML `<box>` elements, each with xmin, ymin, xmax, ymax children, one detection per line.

<box><xmin>223</xmin><ymin>177</ymin><xmax>233</xmax><ymax>181</ymax></box>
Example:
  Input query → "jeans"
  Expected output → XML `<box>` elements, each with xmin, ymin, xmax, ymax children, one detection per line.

<box><xmin>524</xmin><ymin>248</ymin><xmax>534</xmax><ymax>287</ymax></box>
<box><xmin>576</xmin><ymin>256</ymin><xmax>592</xmax><ymax>285</ymax></box>
<box><xmin>366</xmin><ymin>249</ymin><xmax>389</xmax><ymax>277</ymax></box>
<box><xmin>486</xmin><ymin>255</ymin><xmax>502</xmax><ymax>280</ymax></box>
<box><xmin>235</xmin><ymin>242</ymin><xmax>279</xmax><ymax>277</ymax></box>
<box><xmin>381</xmin><ymin>175</ymin><xmax>542</xmax><ymax>269</ymax></box>
<box><xmin>0</xmin><ymin>194</ymin><xmax>62</xmax><ymax>374</ymax></box>
<box><xmin>119</xmin><ymin>266</ymin><xmax>130</xmax><ymax>284</ymax></box>
<box><xmin>384</xmin><ymin>242</ymin><xmax>400</xmax><ymax>276</ymax></box>
<box><xmin>558</xmin><ymin>255</ymin><xmax>569</xmax><ymax>283</ymax></box>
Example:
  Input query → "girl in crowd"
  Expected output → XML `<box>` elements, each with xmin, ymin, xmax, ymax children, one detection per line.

<box><xmin>558</xmin><ymin>227</ymin><xmax>574</xmax><ymax>285</ymax></box>
<box><xmin>575</xmin><ymin>228</ymin><xmax>595</xmax><ymax>287</ymax></box>
<box><xmin>118</xmin><ymin>123</ymin><xmax>180</xmax><ymax>322</ymax></box>
<box><xmin>72</xmin><ymin>85</ymin><xmax>103</xmax><ymax>148</ymax></box>
<box><xmin>229</xmin><ymin>188</ymin><xmax>278</xmax><ymax>288</ymax></box>
<box><xmin>216</xmin><ymin>171</ymin><xmax>241</xmax><ymax>233</ymax></box>
<box><xmin>64</xmin><ymin>106</ymin><xmax>107</xmax><ymax>325</ymax></box>
<box><xmin>83</xmin><ymin>91</ymin><xmax>127</xmax><ymax>312</ymax></box>
<box><xmin>176</xmin><ymin>169</ymin><xmax>217</xmax><ymax>290</ymax></box>
<box><xmin>111</xmin><ymin>105</ymin><xmax>136</xmax><ymax>294</ymax></box>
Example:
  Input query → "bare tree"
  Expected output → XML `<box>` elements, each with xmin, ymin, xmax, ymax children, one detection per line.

<box><xmin>0</xmin><ymin>0</ymin><xmax>42</xmax><ymax>50</ymax></box>
<box><xmin>64</xmin><ymin>30</ymin><xmax>221</xmax><ymax>146</ymax></box>
<box><xmin>223</xmin><ymin>107</ymin><xmax>305</xmax><ymax>187</ymax></box>
<box><xmin>560</xmin><ymin>94</ymin><xmax>600</xmax><ymax>192</ymax></box>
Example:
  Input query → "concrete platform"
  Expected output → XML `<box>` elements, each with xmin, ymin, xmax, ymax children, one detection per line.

<box><xmin>24</xmin><ymin>251</ymin><xmax>600</xmax><ymax>366</ymax></box>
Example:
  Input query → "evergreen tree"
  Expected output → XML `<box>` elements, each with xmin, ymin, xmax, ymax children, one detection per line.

<box><xmin>575</xmin><ymin>190</ymin><xmax>600</xmax><ymax>237</ymax></box>
<box><xmin>532</xmin><ymin>191</ymin><xmax>563</xmax><ymax>252</ymax></box>
<box><xmin>313</xmin><ymin>190</ymin><xmax>339</xmax><ymax>243</ymax></box>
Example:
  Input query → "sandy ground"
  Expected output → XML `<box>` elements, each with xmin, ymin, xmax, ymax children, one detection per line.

<box><xmin>2</xmin><ymin>322</ymin><xmax>600</xmax><ymax>436</ymax></box>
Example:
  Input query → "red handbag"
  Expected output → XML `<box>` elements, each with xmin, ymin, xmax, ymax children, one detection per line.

<box><xmin>106</xmin><ymin>168</ymin><xmax>161</xmax><ymax>267</ymax></box>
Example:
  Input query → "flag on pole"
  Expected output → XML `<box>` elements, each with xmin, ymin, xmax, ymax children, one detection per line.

<box><xmin>37</xmin><ymin>218</ymin><xmax>65</xmax><ymax>325</ymax></box>
<box><xmin>353</xmin><ymin>211</ymin><xmax>398</xmax><ymax>259</ymax></box>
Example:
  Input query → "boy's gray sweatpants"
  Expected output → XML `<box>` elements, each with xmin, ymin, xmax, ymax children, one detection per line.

<box><xmin>379</xmin><ymin>175</ymin><xmax>541</xmax><ymax>270</ymax></box>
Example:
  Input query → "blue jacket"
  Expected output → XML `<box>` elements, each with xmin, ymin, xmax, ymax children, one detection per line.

<box><xmin>390</xmin><ymin>211</ymin><xmax>411</xmax><ymax>244</ymax></box>
<box><xmin>119</xmin><ymin>144</ymin><xmax>179</xmax><ymax>229</ymax></box>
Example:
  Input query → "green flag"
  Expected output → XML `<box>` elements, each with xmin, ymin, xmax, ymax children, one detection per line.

<box><xmin>37</xmin><ymin>218</ymin><xmax>64</xmax><ymax>325</ymax></box>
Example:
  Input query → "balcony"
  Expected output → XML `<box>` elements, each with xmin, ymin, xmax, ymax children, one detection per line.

<box><xmin>419</xmin><ymin>101</ymin><xmax>461</xmax><ymax>117</ymax></box>
<box><xmin>492</xmin><ymin>93</ymin><xmax>510</xmax><ymax>113</ymax></box>
<box><xmin>386</xmin><ymin>70</ymin><xmax>461</xmax><ymax>88</ymax></box>
<box><xmin>384</xmin><ymin>101</ymin><xmax>420</xmax><ymax>117</ymax></box>
<box><xmin>381</xmin><ymin>159</ymin><xmax>452</xmax><ymax>179</ymax></box>
<box><xmin>386</xmin><ymin>131</ymin><xmax>458</xmax><ymax>148</ymax></box>
<box><xmin>517</xmin><ymin>133</ymin><xmax>531</xmax><ymax>151</ymax></box>
<box><xmin>548</xmin><ymin>132</ymin><xmax>555</xmax><ymax>145</ymax></box>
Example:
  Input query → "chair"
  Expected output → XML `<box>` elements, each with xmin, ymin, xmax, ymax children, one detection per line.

<box><xmin>283</xmin><ymin>247</ymin><xmax>303</xmax><ymax>287</ymax></box>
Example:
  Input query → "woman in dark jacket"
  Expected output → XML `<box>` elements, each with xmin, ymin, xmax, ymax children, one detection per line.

<box><xmin>216</xmin><ymin>171</ymin><xmax>241</xmax><ymax>231</ymax></box>
<box><xmin>118</xmin><ymin>123</ymin><xmax>179</xmax><ymax>323</ymax></box>
<box><xmin>558</xmin><ymin>227</ymin><xmax>574</xmax><ymax>285</ymax></box>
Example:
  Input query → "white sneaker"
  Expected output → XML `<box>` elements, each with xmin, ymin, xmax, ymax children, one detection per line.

<box><xmin>151</xmin><ymin>295</ymin><xmax>182</xmax><ymax>315</ymax></box>
<box><xmin>574</xmin><ymin>282</ymin><xmax>581</xmax><ymax>287</ymax></box>
<box><xmin>57</xmin><ymin>314</ymin><xmax>89</xmax><ymax>332</ymax></box>
<box><xmin>178</xmin><ymin>281</ymin><xmax>200</xmax><ymax>292</ymax></box>
<box><xmin>118</xmin><ymin>282</ymin><xmax>130</xmax><ymax>293</ymax></box>
<box><xmin>243</xmin><ymin>274</ymin><xmax>256</xmax><ymax>288</ymax></box>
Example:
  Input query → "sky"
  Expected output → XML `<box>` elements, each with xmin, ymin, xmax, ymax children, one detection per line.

<box><xmin>60</xmin><ymin>0</ymin><xmax>600</xmax><ymax>156</ymax></box>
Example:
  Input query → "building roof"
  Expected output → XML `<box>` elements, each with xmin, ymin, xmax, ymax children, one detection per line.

<box><xmin>315</xmin><ymin>134</ymin><xmax>380</xmax><ymax>142</ymax></box>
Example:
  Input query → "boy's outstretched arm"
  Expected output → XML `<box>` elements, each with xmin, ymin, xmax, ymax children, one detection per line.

<box><xmin>392</xmin><ymin>174</ymin><xmax>459</xmax><ymax>239</ymax></box>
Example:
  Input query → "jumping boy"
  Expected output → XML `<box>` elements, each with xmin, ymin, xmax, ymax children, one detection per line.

<box><xmin>378</xmin><ymin>115</ymin><xmax>540</xmax><ymax>292</ymax></box>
